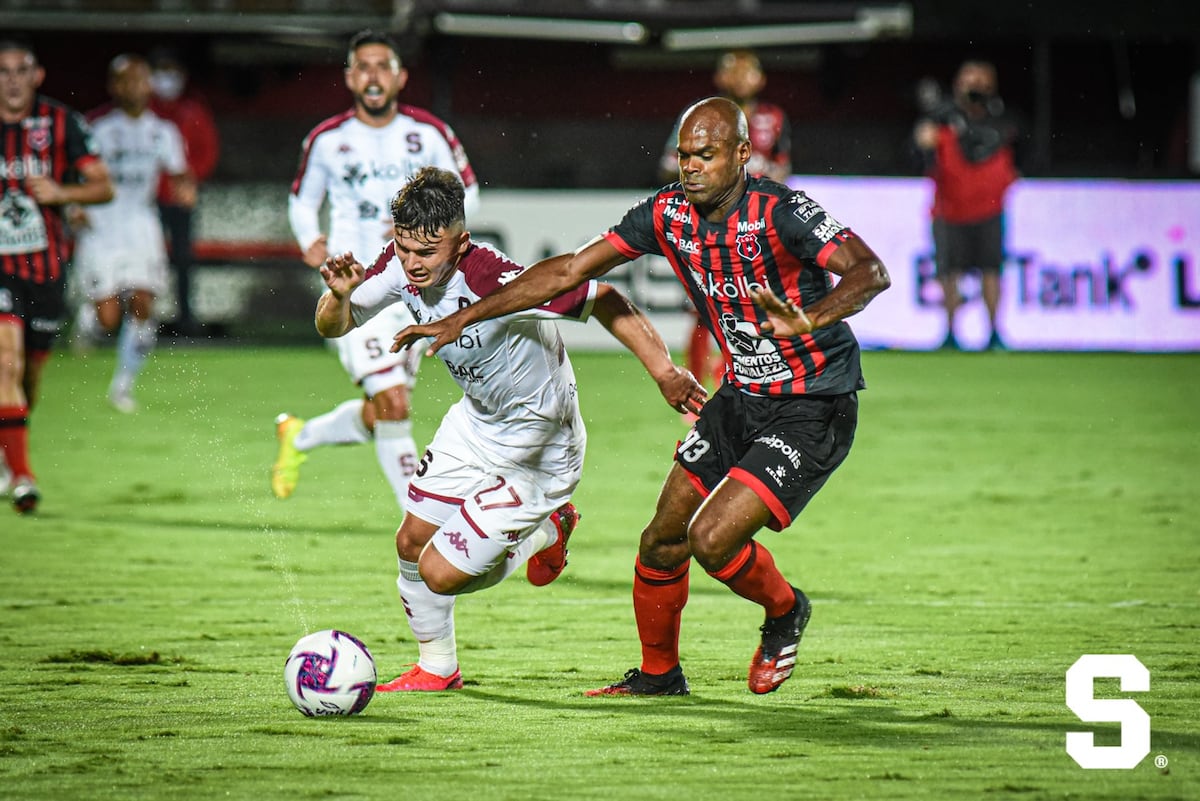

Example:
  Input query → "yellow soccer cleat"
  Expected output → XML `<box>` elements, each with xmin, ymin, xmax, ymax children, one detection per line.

<box><xmin>271</xmin><ymin>413</ymin><xmax>307</xmax><ymax>499</ymax></box>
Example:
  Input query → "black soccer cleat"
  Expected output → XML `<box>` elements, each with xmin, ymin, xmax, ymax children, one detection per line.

<box><xmin>585</xmin><ymin>666</ymin><xmax>690</xmax><ymax>697</ymax></box>
<box><xmin>747</xmin><ymin>587</ymin><xmax>811</xmax><ymax>694</ymax></box>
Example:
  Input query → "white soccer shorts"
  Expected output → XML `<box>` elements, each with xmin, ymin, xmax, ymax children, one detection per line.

<box><xmin>73</xmin><ymin>214</ymin><xmax>169</xmax><ymax>301</ymax></box>
<box><xmin>405</xmin><ymin>400</ymin><xmax>583</xmax><ymax>577</ymax></box>
<box><xmin>336</xmin><ymin>303</ymin><xmax>422</xmax><ymax>396</ymax></box>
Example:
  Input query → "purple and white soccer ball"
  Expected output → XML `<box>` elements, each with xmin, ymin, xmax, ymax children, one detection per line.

<box><xmin>284</xmin><ymin>629</ymin><xmax>377</xmax><ymax>716</ymax></box>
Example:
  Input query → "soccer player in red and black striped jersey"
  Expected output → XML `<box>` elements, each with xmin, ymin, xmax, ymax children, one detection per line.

<box><xmin>0</xmin><ymin>38</ymin><xmax>114</xmax><ymax>513</ymax></box>
<box><xmin>393</xmin><ymin>97</ymin><xmax>890</xmax><ymax>696</ymax></box>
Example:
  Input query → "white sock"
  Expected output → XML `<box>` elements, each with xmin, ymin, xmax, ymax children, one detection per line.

<box><xmin>111</xmin><ymin>316</ymin><xmax>156</xmax><ymax>396</ymax></box>
<box><xmin>374</xmin><ymin>419</ymin><xmax>417</xmax><ymax>508</ymax></box>
<box><xmin>294</xmin><ymin>399</ymin><xmax>370</xmax><ymax>451</ymax></box>
<box><xmin>75</xmin><ymin>304</ymin><xmax>101</xmax><ymax>342</ymax></box>
<box><xmin>457</xmin><ymin>517</ymin><xmax>557</xmax><ymax>594</ymax></box>
<box><xmin>396</xmin><ymin>558</ymin><xmax>458</xmax><ymax>676</ymax></box>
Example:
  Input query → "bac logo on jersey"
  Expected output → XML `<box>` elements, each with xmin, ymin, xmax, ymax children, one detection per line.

<box><xmin>498</xmin><ymin>267</ymin><xmax>525</xmax><ymax>285</ymax></box>
<box><xmin>736</xmin><ymin>232</ymin><xmax>761</xmax><ymax>261</ymax></box>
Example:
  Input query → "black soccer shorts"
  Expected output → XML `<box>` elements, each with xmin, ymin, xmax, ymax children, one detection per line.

<box><xmin>675</xmin><ymin>384</ymin><xmax>858</xmax><ymax>531</ymax></box>
<box><xmin>0</xmin><ymin>274</ymin><xmax>66</xmax><ymax>351</ymax></box>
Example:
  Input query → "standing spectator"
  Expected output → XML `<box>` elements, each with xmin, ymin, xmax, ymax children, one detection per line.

<box><xmin>314</xmin><ymin>166</ymin><xmax>705</xmax><ymax>690</ymax></box>
<box><xmin>659</xmin><ymin>50</ymin><xmax>793</xmax><ymax>393</ymax></box>
<box><xmin>148</xmin><ymin>48</ymin><xmax>219</xmax><ymax>336</ymax></box>
<box><xmin>393</xmin><ymin>98</ymin><xmax>890</xmax><ymax>696</ymax></box>
<box><xmin>0</xmin><ymin>37</ymin><xmax>113</xmax><ymax>512</ymax></box>
<box><xmin>73</xmin><ymin>54</ymin><xmax>193</xmax><ymax>413</ymax></box>
<box><xmin>913</xmin><ymin>59</ymin><xmax>1024</xmax><ymax>351</ymax></box>
<box><xmin>275</xmin><ymin>29</ymin><xmax>479</xmax><ymax>513</ymax></box>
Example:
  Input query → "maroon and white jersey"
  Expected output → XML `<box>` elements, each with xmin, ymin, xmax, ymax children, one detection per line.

<box><xmin>288</xmin><ymin>106</ymin><xmax>479</xmax><ymax>266</ymax></box>
<box><xmin>605</xmin><ymin>175</ymin><xmax>864</xmax><ymax>396</ymax></box>
<box><xmin>348</xmin><ymin>241</ymin><xmax>598</xmax><ymax>463</ymax></box>
<box><xmin>0</xmin><ymin>95</ymin><xmax>103</xmax><ymax>283</ymax></box>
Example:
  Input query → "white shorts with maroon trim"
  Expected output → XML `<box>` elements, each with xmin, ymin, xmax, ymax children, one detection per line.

<box><xmin>336</xmin><ymin>303</ymin><xmax>421</xmax><ymax>395</ymax></box>
<box><xmin>405</xmin><ymin>400</ymin><xmax>582</xmax><ymax>576</ymax></box>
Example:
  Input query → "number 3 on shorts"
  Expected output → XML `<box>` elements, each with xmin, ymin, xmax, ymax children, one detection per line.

<box><xmin>677</xmin><ymin>429</ymin><xmax>710</xmax><ymax>463</ymax></box>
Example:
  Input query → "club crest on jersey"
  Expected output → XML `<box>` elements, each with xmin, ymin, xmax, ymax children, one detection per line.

<box><xmin>342</xmin><ymin>163</ymin><xmax>367</xmax><ymax>187</ymax></box>
<box><xmin>736</xmin><ymin>232</ymin><xmax>761</xmax><ymax>261</ymax></box>
<box><xmin>26</xmin><ymin>127</ymin><xmax>50</xmax><ymax>152</ymax></box>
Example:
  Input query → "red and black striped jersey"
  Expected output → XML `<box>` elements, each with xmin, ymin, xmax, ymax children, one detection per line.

<box><xmin>605</xmin><ymin>175</ymin><xmax>864</xmax><ymax>397</ymax></box>
<box><xmin>0</xmin><ymin>94</ymin><xmax>102</xmax><ymax>283</ymax></box>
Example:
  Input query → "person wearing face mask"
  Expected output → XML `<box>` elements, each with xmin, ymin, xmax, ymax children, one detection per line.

<box><xmin>73</xmin><ymin>54</ymin><xmax>193</xmax><ymax>413</ymax></box>
<box><xmin>147</xmin><ymin>48</ymin><xmax>219</xmax><ymax>337</ymax></box>
<box><xmin>913</xmin><ymin>59</ymin><xmax>1026</xmax><ymax>351</ymax></box>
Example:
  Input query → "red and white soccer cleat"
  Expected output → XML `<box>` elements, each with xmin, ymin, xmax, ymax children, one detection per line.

<box><xmin>526</xmin><ymin>502</ymin><xmax>580</xmax><ymax>587</ymax></box>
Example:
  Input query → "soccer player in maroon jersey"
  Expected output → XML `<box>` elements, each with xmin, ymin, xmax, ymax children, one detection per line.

<box><xmin>0</xmin><ymin>38</ymin><xmax>113</xmax><ymax>513</ymax></box>
<box><xmin>391</xmin><ymin>97</ymin><xmax>890</xmax><ymax>696</ymax></box>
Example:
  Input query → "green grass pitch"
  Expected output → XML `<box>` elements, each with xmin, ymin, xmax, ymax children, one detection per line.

<box><xmin>2</xmin><ymin>344</ymin><xmax>1197</xmax><ymax>801</ymax></box>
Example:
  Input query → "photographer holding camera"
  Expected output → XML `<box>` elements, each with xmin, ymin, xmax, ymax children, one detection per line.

<box><xmin>914</xmin><ymin>60</ymin><xmax>1025</xmax><ymax>351</ymax></box>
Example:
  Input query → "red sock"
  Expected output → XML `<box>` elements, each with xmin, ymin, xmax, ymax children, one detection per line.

<box><xmin>633</xmin><ymin>557</ymin><xmax>690</xmax><ymax>675</ymax></box>
<box><xmin>0</xmin><ymin>405</ymin><xmax>32</xmax><ymax>479</ymax></box>
<box><xmin>708</xmin><ymin>541</ymin><xmax>794</xmax><ymax>618</ymax></box>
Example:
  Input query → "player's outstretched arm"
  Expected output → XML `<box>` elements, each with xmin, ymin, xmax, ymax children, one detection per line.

<box><xmin>391</xmin><ymin>236</ymin><xmax>627</xmax><ymax>355</ymax></box>
<box><xmin>591</xmin><ymin>283</ymin><xmax>708</xmax><ymax>415</ymax></box>
<box><xmin>315</xmin><ymin>252</ymin><xmax>366</xmax><ymax>338</ymax></box>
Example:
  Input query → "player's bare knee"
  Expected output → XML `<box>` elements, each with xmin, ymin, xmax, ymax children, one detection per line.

<box><xmin>686</xmin><ymin>519</ymin><xmax>741</xmax><ymax>573</ymax></box>
<box><xmin>373</xmin><ymin>386</ymin><xmax>411</xmax><ymax>421</ymax></box>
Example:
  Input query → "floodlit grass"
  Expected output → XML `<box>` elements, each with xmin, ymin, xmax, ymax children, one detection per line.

<box><xmin>2</xmin><ymin>344</ymin><xmax>1197</xmax><ymax>801</ymax></box>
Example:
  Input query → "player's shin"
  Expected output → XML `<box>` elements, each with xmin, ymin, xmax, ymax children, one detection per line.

<box><xmin>373</xmin><ymin>419</ymin><xmax>417</xmax><ymax>508</ymax></box>
<box><xmin>633</xmin><ymin>557</ymin><xmax>690</xmax><ymax>674</ymax></box>
<box><xmin>708</xmin><ymin>540</ymin><xmax>795</xmax><ymax>617</ymax></box>
<box><xmin>294</xmin><ymin>399</ymin><xmax>370</xmax><ymax>450</ymax></box>
<box><xmin>396</xmin><ymin>558</ymin><xmax>458</xmax><ymax>676</ymax></box>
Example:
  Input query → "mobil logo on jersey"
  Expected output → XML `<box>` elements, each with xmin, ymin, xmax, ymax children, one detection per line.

<box><xmin>736</xmin><ymin>217</ymin><xmax>765</xmax><ymax>261</ymax></box>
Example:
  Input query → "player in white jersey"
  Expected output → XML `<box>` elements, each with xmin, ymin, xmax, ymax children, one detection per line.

<box><xmin>72</xmin><ymin>54</ymin><xmax>192</xmax><ymax>413</ymax></box>
<box><xmin>315</xmin><ymin>167</ymin><xmax>707</xmax><ymax>691</ymax></box>
<box><xmin>274</xmin><ymin>29</ymin><xmax>480</xmax><ymax>509</ymax></box>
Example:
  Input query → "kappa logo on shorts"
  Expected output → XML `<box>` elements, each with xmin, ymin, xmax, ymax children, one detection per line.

<box><xmin>442</xmin><ymin>530</ymin><xmax>470</xmax><ymax>557</ymax></box>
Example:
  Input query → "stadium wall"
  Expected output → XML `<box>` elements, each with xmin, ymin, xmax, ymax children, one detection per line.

<box><xmin>187</xmin><ymin>180</ymin><xmax>1200</xmax><ymax>351</ymax></box>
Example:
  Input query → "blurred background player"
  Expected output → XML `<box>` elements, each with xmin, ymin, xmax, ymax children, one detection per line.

<box><xmin>913</xmin><ymin>59</ymin><xmax>1025</xmax><ymax>351</ymax></box>
<box><xmin>0</xmin><ymin>38</ymin><xmax>113</xmax><ymax>512</ymax></box>
<box><xmin>72</xmin><ymin>53</ymin><xmax>193</xmax><ymax>413</ymax></box>
<box><xmin>276</xmin><ymin>28</ymin><xmax>480</xmax><ymax>510</ymax></box>
<box><xmin>148</xmin><ymin>47</ymin><xmax>219</xmax><ymax>337</ymax></box>
<box><xmin>658</xmin><ymin>50</ymin><xmax>793</xmax><ymax>396</ymax></box>
<box><xmin>315</xmin><ymin>166</ymin><xmax>705</xmax><ymax>690</ymax></box>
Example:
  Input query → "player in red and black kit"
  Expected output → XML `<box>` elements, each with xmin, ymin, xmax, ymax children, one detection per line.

<box><xmin>0</xmin><ymin>38</ymin><xmax>114</xmax><ymax>513</ymax></box>
<box><xmin>914</xmin><ymin>59</ymin><xmax>1024</xmax><ymax>351</ymax></box>
<box><xmin>393</xmin><ymin>97</ymin><xmax>890</xmax><ymax>696</ymax></box>
<box><xmin>660</xmin><ymin>49</ymin><xmax>793</xmax><ymax>394</ymax></box>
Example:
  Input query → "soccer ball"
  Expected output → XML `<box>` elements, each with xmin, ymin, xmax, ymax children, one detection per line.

<box><xmin>283</xmin><ymin>629</ymin><xmax>377</xmax><ymax>716</ymax></box>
